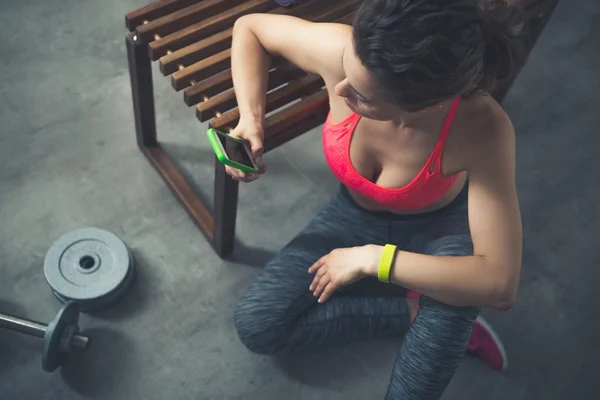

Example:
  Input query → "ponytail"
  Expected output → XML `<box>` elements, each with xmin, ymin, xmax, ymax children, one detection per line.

<box><xmin>477</xmin><ymin>0</ymin><xmax>526</xmax><ymax>92</ymax></box>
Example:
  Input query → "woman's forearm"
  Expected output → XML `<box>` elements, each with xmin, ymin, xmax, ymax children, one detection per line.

<box><xmin>231</xmin><ymin>16</ymin><xmax>271</xmax><ymax>128</ymax></box>
<box><xmin>365</xmin><ymin>246</ymin><xmax>517</xmax><ymax>309</ymax></box>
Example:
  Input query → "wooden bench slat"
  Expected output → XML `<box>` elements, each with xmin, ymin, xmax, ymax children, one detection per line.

<box><xmin>263</xmin><ymin>110</ymin><xmax>329</xmax><ymax>152</ymax></box>
<box><xmin>207</xmin><ymin>74</ymin><xmax>325</xmax><ymax>131</ymax></box>
<box><xmin>159</xmin><ymin>28</ymin><xmax>233</xmax><ymax>73</ymax></box>
<box><xmin>263</xmin><ymin>89</ymin><xmax>329</xmax><ymax>138</ymax></box>
<box><xmin>172</xmin><ymin>4</ymin><xmax>357</xmax><ymax>92</ymax></box>
<box><xmin>160</xmin><ymin>28</ymin><xmax>234</xmax><ymax>73</ymax></box>
<box><xmin>172</xmin><ymin>49</ymin><xmax>232</xmax><ymax>91</ymax></box>
<box><xmin>150</xmin><ymin>1</ymin><xmax>302</xmax><ymax>62</ymax></box>
<box><xmin>264</xmin><ymin>92</ymin><xmax>329</xmax><ymax>152</ymax></box>
<box><xmin>125</xmin><ymin>0</ymin><xmax>202</xmax><ymax>31</ymax></box>
<box><xmin>183</xmin><ymin>56</ymin><xmax>287</xmax><ymax>105</ymax></box>
<box><xmin>156</xmin><ymin>0</ymin><xmax>356</xmax><ymax>63</ymax></box>
<box><xmin>149</xmin><ymin>0</ymin><xmax>330</xmax><ymax>60</ymax></box>
<box><xmin>151</xmin><ymin>0</ymin><xmax>277</xmax><ymax>62</ymax></box>
<box><xmin>196</xmin><ymin>63</ymin><xmax>306</xmax><ymax>120</ymax></box>
<box><xmin>135</xmin><ymin>0</ymin><xmax>246</xmax><ymax>43</ymax></box>
<box><xmin>184</xmin><ymin>69</ymin><xmax>233</xmax><ymax>106</ymax></box>
<box><xmin>305</xmin><ymin>0</ymin><xmax>360</xmax><ymax>24</ymax></box>
<box><xmin>331</xmin><ymin>12</ymin><xmax>356</xmax><ymax>27</ymax></box>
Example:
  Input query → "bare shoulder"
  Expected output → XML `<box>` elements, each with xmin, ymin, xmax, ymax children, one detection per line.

<box><xmin>458</xmin><ymin>95</ymin><xmax>516</xmax><ymax>171</ymax></box>
<box><xmin>319</xmin><ymin>23</ymin><xmax>352</xmax><ymax>84</ymax></box>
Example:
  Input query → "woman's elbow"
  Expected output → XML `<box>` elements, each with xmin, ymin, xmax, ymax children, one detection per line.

<box><xmin>492</xmin><ymin>294</ymin><xmax>516</xmax><ymax>311</ymax></box>
<box><xmin>490</xmin><ymin>275</ymin><xmax>519</xmax><ymax>311</ymax></box>
<box><xmin>233</xmin><ymin>14</ymin><xmax>251</xmax><ymax>33</ymax></box>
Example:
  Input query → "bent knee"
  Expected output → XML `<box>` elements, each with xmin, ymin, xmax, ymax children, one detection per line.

<box><xmin>234</xmin><ymin>295</ymin><xmax>286</xmax><ymax>355</ymax></box>
<box><xmin>418</xmin><ymin>297</ymin><xmax>480</xmax><ymax>333</ymax></box>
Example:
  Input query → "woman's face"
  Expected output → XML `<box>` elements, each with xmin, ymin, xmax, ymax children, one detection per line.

<box><xmin>335</xmin><ymin>38</ymin><xmax>441</xmax><ymax>122</ymax></box>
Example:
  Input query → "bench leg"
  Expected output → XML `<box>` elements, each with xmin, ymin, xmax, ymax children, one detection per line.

<box><xmin>213</xmin><ymin>157</ymin><xmax>239</xmax><ymax>257</ymax></box>
<box><xmin>126</xmin><ymin>33</ymin><xmax>157</xmax><ymax>147</ymax></box>
<box><xmin>125</xmin><ymin>32</ymin><xmax>238</xmax><ymax>258</ymax></box>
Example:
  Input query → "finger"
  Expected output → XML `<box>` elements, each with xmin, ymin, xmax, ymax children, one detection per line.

<box><xmin>227</xmin><ymin>127</ymin><xmax>242</xmax><ymax>138</ymax></box>
<box><xmin>313</xmin><ymin>274</ymin><xmax>331</xmax><ymax>298</ymax></box>
<box><xmin>229</xmin><ymin>170</ymin><xmax>244</xmax><ymax>181</ymax></box>
<box><xmin>225</xmin><ymin>166</ymin><xmax>244</xmax><ymax>180</ymax></box>
<box><xmin>248</xmin><ymin>137</ymin><xmax>264</xmax><ymax>162</ymax></box>
<box><xmin>308</xmin><ymin>256</ymin><xmax>327</xmax><ymax>274</ymax></box>
<box><xmin>316</xmin><ymin>266</ymin><xmax>328</xmax><ymax>278</ymax></box>
<box><xmin>309</xmin><ymin>264</ymin><xmax>328</xmax><ymax>291</ymax></box>
<box><xmin>309</xmin><ymin>269</ymin><xmax>325</xmax><ymax>291</ymax></box>
<box><xmin>309</xmin><ymin>273</ymin><xmax>320</xmax><ymax>292</ymax></box>
<box><xmin>319</xmin><ymin>282</ymin><xmax>338</xmax><ymax>303</ymax></box>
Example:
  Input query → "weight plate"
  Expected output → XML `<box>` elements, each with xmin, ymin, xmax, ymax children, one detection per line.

<box><xmin>51</xmin><ymin>245</ymin><xmax>136</xmax><ymax>312</ymax></box>
<box><xmin>43</xmin><ymin>301</ymin><xmax>79</xmax><ymax>372</ymax></box>
<box><xmin>52</xmin><ymin>262</ymin><xmax>136</xmax><ymax>312</ymax></box>
<box><xmin>44</xmin><ymin>228</ymin><xmax>132</xmax><ymax>303</ymax></box>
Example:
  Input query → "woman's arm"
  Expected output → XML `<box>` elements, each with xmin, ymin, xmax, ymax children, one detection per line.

<box><xmin>231</xmin><ymin>14</ymin><xmax>348</xmax><ymax>126</ymax></box>
<box><xmin>230</xmin><ymin>16</ymin><xmax>270</xmax><ymax>128</ymax></box>
<box><xmin>367</xmin><ymin>115</ymin><xmax>523</xmax><ymax>310</ymax></box>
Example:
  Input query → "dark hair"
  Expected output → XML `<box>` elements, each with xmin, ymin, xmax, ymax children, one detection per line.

<box><xmin>352</xmin><ymin>0</ymin><xmax>525</xmax><ymax>111</ymax></box>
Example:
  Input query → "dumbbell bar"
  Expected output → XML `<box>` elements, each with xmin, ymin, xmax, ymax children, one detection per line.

<box><xmin>0</xmin><ymin>313</ymin><xmax>89</xmax><ymax>349</ymax></box>
<box><xmin>0</xmin><ymin>302</ymin><xmax>90</xmax><ymax>372</ymax></box>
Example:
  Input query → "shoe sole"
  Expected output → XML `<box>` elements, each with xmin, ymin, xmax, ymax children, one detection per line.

<box><xmin>475</xmin><ymin>316</ymin><xmax>508</xmax><ymax>371</ymax></box>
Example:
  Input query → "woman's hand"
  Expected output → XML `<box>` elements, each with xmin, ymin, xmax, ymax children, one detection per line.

<box><xmin>308</xmin><ymin>245</ymin><xmax>382</xmax><ymax>303</ymax></box>
<box><xmin>224</xmin><ymin>117</ymin><xmax>268</xmax><ymax>183</ymax></box>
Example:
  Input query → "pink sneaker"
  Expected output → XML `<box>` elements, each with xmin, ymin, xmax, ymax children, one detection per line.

<box><xmin>467</xmin><ymin>316</ymin><xmax>508</xmax><ymax>372</ymax></box>
<box><xmin>405</xmin><ymin>290</ymin><xmax>420</xmax><ymax>300</ymax></box>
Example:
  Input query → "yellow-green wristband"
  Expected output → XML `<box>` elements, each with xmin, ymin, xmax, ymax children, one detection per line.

<box><xmin>377</xmin><ymin>244</ymin><xmax>397</xmax><ymax>283</ymax></box>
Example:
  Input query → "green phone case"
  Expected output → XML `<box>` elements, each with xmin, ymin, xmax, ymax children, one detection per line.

<box><xmin>206</xmin><ymin>128</ymin><xmax>260</xmax><ymax>174</ymax></box>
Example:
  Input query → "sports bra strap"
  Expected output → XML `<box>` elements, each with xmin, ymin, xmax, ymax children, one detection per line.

<box><xmin>430</xmin><ymin>96</ymin><xmax>461</xmax><ymax>173</ymax></box>
<box><xmin>438</xmin><ymin>96</ymin><xmax>461</xmax><ymax>145</ymax></box>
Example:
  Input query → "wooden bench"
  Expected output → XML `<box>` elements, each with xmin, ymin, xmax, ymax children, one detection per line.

<box><xmin>124</xmin><ymin>0</ymin><xmax>558</xmax><ymax>258</ymax></box>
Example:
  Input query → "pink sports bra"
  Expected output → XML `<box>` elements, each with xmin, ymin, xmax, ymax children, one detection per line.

<box><xmin>322</xmin><ymin>97</ymin><xmax>462</xmax><ymax>211</ymax></box>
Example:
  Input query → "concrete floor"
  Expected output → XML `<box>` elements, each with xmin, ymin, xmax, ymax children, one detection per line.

<box><xmin>0</xmin><ymin>0</ymin><xmax>599</xmax><ymax>399</ymax></box>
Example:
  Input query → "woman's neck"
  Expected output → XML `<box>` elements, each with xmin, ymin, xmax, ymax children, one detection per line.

<box><xmin>390</xmin><ymin>99</ymin><xmax>454</xmax><ymax>131</ymax></box>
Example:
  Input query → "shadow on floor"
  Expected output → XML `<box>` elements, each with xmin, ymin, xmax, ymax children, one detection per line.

<box><xmin>0</xmin><ymin>298</ymin><xmax>27</xmax><ymax>317</ymax></box>
<box><xmin>160</xmin><ymin>141</ymin><xmax>286</xmax><ymax>190</ymax></box>
<box><xmin>60</xmin><ymin>327</ymin><xmax>135</xmax><ymax>397</ymax></box>
<box><xmin>227</xmin><ymin>239</ymin><xmax>276</xmax><ymax>268</ymax></box>
<box><xmin>273</xmin><ymin>341</ymin><xmax>396</xmax><ymax>390</ymax></box>
<box><xmin>84</xmin><ymin>249</ymin><xmax>152</xmax><ymax>321</ymax></box>
<box><xmin>160</xmin><ymin>142</ymin><xmax>215</xmax><ymax>167</ymax></box>
<box><xmin>160</xmin><ymin>141</ymin><xmax>287</xmax><ymax>176</ymax></box>
<box><xmin>0</xmin><ymin>299</ymin><xmax>41</xmax><ymax>372</ymax></box>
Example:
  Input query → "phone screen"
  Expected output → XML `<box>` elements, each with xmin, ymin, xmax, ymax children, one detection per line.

<box><xmin>219</xmin><ymin>133</ymin><xmax>255</xmax><ymax>168</ymax></box>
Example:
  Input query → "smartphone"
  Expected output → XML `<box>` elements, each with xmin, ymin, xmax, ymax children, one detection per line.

<box><xmin>206</xmin><ymin>128</ymin><xmax>260</xmax><ymax>174</ymax></box>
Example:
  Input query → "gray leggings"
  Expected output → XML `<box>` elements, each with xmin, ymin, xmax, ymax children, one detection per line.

<box><xmin>234</xmin><ymin>184</ymin><xmax>480</xmax><ymax>400</ymax></box>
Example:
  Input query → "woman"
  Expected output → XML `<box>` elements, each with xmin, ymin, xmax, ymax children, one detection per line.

<box><xmin>227</xmin><ymin>0</ymin><xmax>523</xmax><ymax>398</ymax></box>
